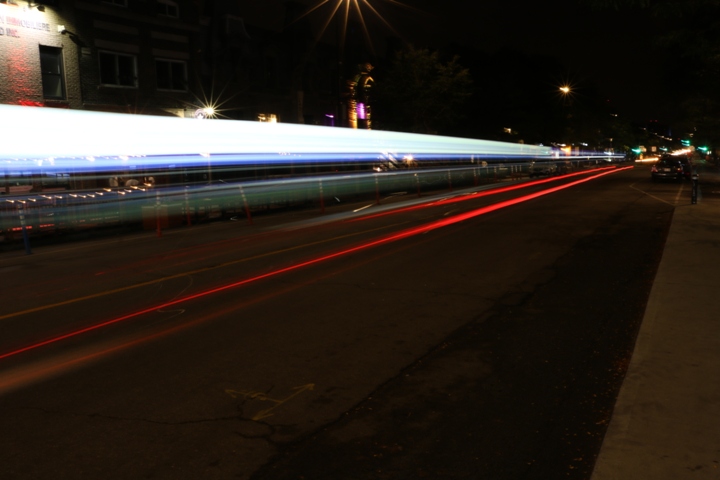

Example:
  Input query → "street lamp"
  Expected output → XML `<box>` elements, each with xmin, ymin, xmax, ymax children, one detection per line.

<box><xmin>559</xmin><ymin>85</ymin><xmax>572</xmax><ymax>106</ymax></box>
<box><xmin>296</xmin><ymin>0</ymin><xmax>404</xmax><ymax>126</ymax></box>
<box><xmin>193</xmin><ymin>106</ymin><xmax>215</xmax><ymax>119</ymax></box>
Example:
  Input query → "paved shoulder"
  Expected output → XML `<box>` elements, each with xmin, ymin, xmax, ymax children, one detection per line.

<box><xmin>591</xmin><ymin>186</ymin><xmax>720</xmax><ymax>479</ymax></box>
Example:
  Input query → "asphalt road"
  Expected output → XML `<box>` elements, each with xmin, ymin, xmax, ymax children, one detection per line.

<box><xmin>0</xmin><ymin>165</ymin><xmax>680</xmax><ymax>479</ymax></box>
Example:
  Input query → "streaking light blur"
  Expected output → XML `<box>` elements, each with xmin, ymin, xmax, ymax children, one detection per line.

<box><xmin>0</xmin><ymin>104</ymin><xmax>553</xmax><ymax>172</ymax></box>
<box><xmin>0</xmin><ymin>166</ymin><xmax>632</xmax><ymax>362</ymax></box>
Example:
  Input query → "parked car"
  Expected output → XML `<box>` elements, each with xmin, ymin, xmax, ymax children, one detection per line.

<box><xmin>677</xmin><ymin>156</ymin><xmax>693</xmax><ymax>179</ymax></box>
<box><xmin>651</xmin><ymin>156</ymin><xmax>684</xmax><ymax>181</ymax></box>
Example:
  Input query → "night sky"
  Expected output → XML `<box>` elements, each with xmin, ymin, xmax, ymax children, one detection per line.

<box><xmin>405</xmin><ymin>1</ymin><xmax>666</xmax><ymax>123</ymax></box>
<box><xmin>239</xmin><ymin>0</ymin><xmax>668</xmax><ymax>124</ymax></box>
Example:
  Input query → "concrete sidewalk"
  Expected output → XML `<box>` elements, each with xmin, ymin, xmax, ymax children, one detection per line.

<box><xmin>591</xmin><ymin>165</ymin><xmax>720</xmax><ymax>479</ymax></box>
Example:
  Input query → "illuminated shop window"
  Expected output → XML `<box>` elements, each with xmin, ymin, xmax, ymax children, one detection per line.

<box><xmin>257</xmin><ymin>113</ymin><xmax>277</xmax><ymax>123</ymax></box>
<box><xmin>99</xmin><ymin>51</ymin><xmax>137</xmax><ymax>87</ymax></box>
<box><xmin>156</xmin><ymin>59</ymin><xmax>186</xmax><ymax>91</ymax></box>
<box><xmin>156</xmin><ymin>0</ymin><xmax>179</xmax><ymax>18</ymax></box>
<box><xmin>39</xmin><ymin>46</ymin><xmax>66</xmax><ymax>100</ymax></box>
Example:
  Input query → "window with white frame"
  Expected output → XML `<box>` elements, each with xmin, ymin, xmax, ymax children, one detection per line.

<box><xmin>99</xmin><ymin>51</ymin><xmax>137</xmax><ymax>87</ymax></box>
<box><xmin>40</xmin><ymin>46</ymin><xmax>66</xmax><ymax>100</ymax></box>
<box><xmin>155</xmin><ymin>59</ymin><xmax>187</xmax><ymax>91</ymax></box>
<box><xmin>156</xmin><ymin>0</ymin><xmax>179</xmax><ymax>18</ymax></box>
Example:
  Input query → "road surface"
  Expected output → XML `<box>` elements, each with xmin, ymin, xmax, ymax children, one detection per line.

<box><xmin>0</xmin><ymin>165</ymin><xmax>681</xmax><ymax>479</ymax></box>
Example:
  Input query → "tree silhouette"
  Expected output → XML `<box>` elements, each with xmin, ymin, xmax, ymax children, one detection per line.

<box><xmin>372</xmin><ymin>46</ymin><xmax>472</xmax><ymax>135</ymax></box>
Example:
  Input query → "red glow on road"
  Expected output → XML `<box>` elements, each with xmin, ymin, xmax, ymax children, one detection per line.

<box><xmin>353</xmin><ymin>166</ymin><xmax>618</xmax><ymax>221</ymax></box>
<box><xmin>0</xmin><ymin>166</ymin><xmax>632</xmax><ymax>362</ymax></box>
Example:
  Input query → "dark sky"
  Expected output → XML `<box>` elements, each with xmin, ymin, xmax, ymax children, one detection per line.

<box><xmin>402</xmin><ymin>1</ymin><xmax>667</xmax><ymax>123</ymax></box>
<box><xmin>238</xmin><ymin>0</ymin><xmax>668</xmax><ymax>124</ymax></box>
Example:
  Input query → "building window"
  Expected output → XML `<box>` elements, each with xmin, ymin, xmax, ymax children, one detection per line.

<box><xmin>102</xmin><ymin>0</ymin><xmax>127</xmax><ymax>6</ymax></box>
<box><xmin>99</xmin><ymin>51</ymin><xmax>137</xmax><ymax>87</ymax></box>
<box><xmin>39</xmin><ymin>46</ymin><xmax>66</xmax><ymax>100</ymax></box>
<box><xmin>155</xmin><ymin>59</ymin><xmax>186</xmax><ymax>91</ymax></box>
<box><xmin>258</xmin><ymin>113</ymin><xmax>277</xmax><ymax>123</ymax></box>
<box><xmin>156</xmin><ymin>0</ymin><xmax>179</xmax><ymax>18</ymax></box>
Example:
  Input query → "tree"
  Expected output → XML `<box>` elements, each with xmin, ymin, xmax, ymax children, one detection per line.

<box><xmin>465</xmin><ymin>48</ymin><xmax>572</xmax><ymax>145</ymax></box>
<box><xmin>372</xmin><ymin>46</ymin><xmax>472</xmax><ymax>135</ymax></box>
<box><xmin>585</xmin><ymin>0</ymin><xmax>720</xmax><ymax>145</ymax></box>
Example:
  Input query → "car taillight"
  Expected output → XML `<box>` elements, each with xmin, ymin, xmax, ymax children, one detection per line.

<box><xmin>652</xmin><ymin>165</ymin><xmax>657</xmax><ymax>172</ymax></box>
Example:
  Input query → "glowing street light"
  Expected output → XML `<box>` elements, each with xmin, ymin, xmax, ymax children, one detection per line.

<box><xmin>293</xmin><ymin>0</ymin><xmax>414</xmax><ymax>57</ymax></box>
<box><xmin>193</xmin><ymin>106</ymin><xmax>216</xmax><ymax>120</ymax></box>
<box><xmin>284</xmin><ymin>1</ymin><xmax>417</xmax><ymax>127</ymax></box>
<box><xmin>558</xmin><ymin>84</ymin><xmax>574</xmax><ymax>107</ymax></box>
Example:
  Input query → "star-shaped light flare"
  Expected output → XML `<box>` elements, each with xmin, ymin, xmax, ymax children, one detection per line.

<box><xmin>293</xmin><ymin>0</ymin><xmax>419</xmax><ymax>57</ymax></box>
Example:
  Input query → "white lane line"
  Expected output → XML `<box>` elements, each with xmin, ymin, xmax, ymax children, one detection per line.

<box><xmin>629</xmin><ymin>183</ymin><xmax>676</xmax><ymax>206</ymax></box>
<box><xmin>674</xmin><ymin>182</ymin><xmax>685</xmax><ymax>205</ymax></box>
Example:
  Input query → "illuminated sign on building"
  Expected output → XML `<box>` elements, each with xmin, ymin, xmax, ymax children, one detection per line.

<box><xmin>0</xmin><ymin>12</ymin><xmax>51</xmax><ymax>39</ymax></box>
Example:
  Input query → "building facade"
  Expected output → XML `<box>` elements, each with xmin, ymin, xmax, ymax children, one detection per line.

<box><xmin>0</xmin><ymin>0</ymin><xmax>339</xmax><ymax>122</ymax></box>
<box><xmin>1</xmin><ymin>0</ymin><xmax>82</xmax><ymax>108</ymax></box>
<box><xmin>1</xmin><ymin>0</ymin><xmax>354</xmax><ymax>192</ymax></box>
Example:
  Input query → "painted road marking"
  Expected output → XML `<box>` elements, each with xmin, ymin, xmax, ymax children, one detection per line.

<box><xmin>673</xmin><ymin>181</ymin><xmax>685</xmax><ymax>205</ymax></box>
<box><xmin>226</xmin><ymin>384</ymin><xmax>315</xmax><ymax>421</ymax></box>
<box><xmin>2</xmin><ymin>170</ymin><xmax>628</xmax><ymax>323</ymax></box>
<box><xmin>629</xmin><ymin>183</ymin><xmax>677</xmax><ymax>206</ymax></box>
<box><xmin>0</xmin><ymin>226</ymin><xmax>393</xmax><ymax>322</ymax></box>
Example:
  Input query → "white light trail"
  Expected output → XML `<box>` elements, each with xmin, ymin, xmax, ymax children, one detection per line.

<box><xmin>0</xmin><ymin>105</ymin><xmax>554</xmax><ymax>172</ymax></box>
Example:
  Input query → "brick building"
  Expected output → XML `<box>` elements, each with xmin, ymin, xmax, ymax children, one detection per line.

<box><xmin>1</xmin><ymin>0</ymin><xmax>344</xmax><ymax>192</ymax></box>
<box><xmin>0</xmin><ymin>0</ymin><xmax>82</xmax><ymax>108</ymax></box>
<box><xmin>0</xmin><ymin>0</ymin><xmax>338</xmax><ymax>122</ymax></box>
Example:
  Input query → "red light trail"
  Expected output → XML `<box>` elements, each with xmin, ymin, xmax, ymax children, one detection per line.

<box><xmin>352</xmin><ymin>165</ymin><xmax>618</xmax><ymax>221</ymax></box>
<box><xmin>0</xmin><ymin>166</ymin><xmax>632</xmax><ymax>362</ymax></box>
